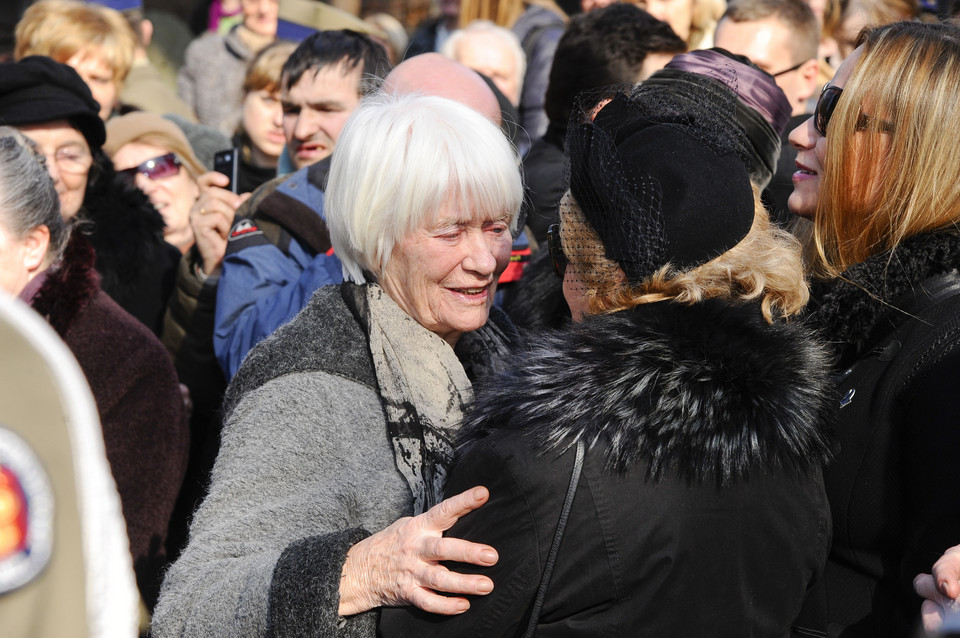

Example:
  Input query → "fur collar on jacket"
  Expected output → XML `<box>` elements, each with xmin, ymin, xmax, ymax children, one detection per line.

<box><xmin>460</xmin><ymin>298</ymin><xmax>835</xmax><ymax>485</ymax></box>
<box><xmin>81</xmin><ymin>153</ymin><xmax>167</xmax><ymax>296</ymax></box>
<box><xmin>31</xmin><ymin>232</ymin><xmax>101</xmax><ymax>337</ymax></box>
<box><xmin>806</xmin><ymin>230</ymin><xmax>960</xmax><ymax>359</ymax></box>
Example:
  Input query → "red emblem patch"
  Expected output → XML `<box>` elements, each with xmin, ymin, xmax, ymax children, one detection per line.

<box><xmin>0</xmin><ymin>428</ymin><xmax>53</xmax><ymax>594</ymax></box>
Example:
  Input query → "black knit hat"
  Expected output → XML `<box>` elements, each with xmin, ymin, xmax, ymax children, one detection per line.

<box><xmin>0</xmin><ymin>56</ymin><xmax>106</xmax><ymax>149</ymax></box>
<box><xmin>645</xmin><ymin>48</ymin><xmax>791</xmax><ymax>190</ymax></box>
<box><xmin>566</xmin><ymin>81</ymin><xmax>754</xmax><ymax>285</ymax></box>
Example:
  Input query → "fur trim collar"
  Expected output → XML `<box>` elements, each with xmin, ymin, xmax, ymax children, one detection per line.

<box><xmin>461</xmin><ymin>298</ymin><xmax>835</xmax><ymax>484</ymax></box>
<box><xmin>806</xmin><ymin>230</ymin><xmax>960</xmax><ymax>359</ymax></box>
<box><xmin>31</xmin><ymin>232</ymin><xmax>100</xmax><ymax>337</ymax></box>
<box><xmin>81</xmin><ymin>158</ymin><xmax>167</xmax><ymax>295</ymax></box>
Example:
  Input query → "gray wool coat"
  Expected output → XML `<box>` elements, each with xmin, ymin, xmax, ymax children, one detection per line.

<box><xmin>177</xmin><ymin>25</ymin><xmax>252</xmax><ymax>133</ymax></box>
<box><xmin>153</xmin><ymin>283</ymin><xmax>513</xmax><ymax>637</ymax></box>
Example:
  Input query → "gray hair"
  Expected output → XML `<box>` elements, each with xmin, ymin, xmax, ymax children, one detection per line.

<box><xmin>325</xmin><ymin>92</ymin><xmax>523</xmax><ymax>283</ymax></box>
<box><xmin>441</xmin><ymin>20</ymin><xmax>527</xmax><ymax>102</ymax></box>
<box><xmin>0</xmin><ymin>126</ymin><xmax>68</xmax><ymax>265</ymax></box>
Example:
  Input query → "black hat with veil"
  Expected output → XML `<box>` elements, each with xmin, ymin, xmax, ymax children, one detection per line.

<box><xmin>559</xmin><ymin>67</ymin><xmax>759</xmax><ymax>292</ymax></box>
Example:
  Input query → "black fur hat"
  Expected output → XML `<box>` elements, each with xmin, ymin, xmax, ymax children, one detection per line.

<box><xmin>0</xmin><ymin>56</ymin><xmax>106</xmax><ymax>150</ymax></box>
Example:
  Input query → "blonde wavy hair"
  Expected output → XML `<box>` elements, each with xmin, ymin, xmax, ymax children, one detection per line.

<box><xmin>812</xmin><ymin>20</ymin><xmax>960</xmax><ymax>277</ymax></box>
<box><xmin>15</xmin><ymin>0</ymin><xmax>136</xmax><ymax>86</ymax></box>
<box><xmin>560</xmin><ymin>186</ymin><xmax>810</xmax><ymax>323</ymax></box>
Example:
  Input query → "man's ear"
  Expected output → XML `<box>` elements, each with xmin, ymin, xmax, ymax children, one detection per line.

<box><xmin>798</xmin><ymin>58</ymin><xmax>821</xmax><ymax>102</ymax></box>
<box><xmin>21</xmin><ymin>225</ymin><xmax>51</xmax><ymax>275</ymax></box>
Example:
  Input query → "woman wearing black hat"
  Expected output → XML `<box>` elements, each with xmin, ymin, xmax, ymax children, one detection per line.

<box><xmin>0</xmin><ymin>55</ymin><xmax>180</xmax><ymax>335</ymax></box>
<box><xmin>380</xmin><ymin>79</ymin><xmax>834</xmax><ymax>637</ymax></box>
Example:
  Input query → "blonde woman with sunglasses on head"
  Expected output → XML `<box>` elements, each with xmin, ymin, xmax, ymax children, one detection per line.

<box><xmin>787</xmin><ymin>20</ymin><xmax>960</xmax><ymax>637</ymax></box>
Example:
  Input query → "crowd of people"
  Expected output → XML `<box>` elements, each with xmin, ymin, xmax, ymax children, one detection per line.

<box><xmin>3</xmin><ymin>0</ymin><xmax>960</xmax><ymax>636</ymax></box>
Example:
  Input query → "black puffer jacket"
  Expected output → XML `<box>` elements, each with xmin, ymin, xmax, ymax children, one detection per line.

<box><xmin>796</xmin><ymin>230</ymin><xmax>960</xmax><ymax>637</ymax></box>
<box><xmin>381</xmin><ymin>298</ymin><xmax>836</xmax><ymax>637</ymax></box>
<box><xmin>81</xmin><ymin>150</ymin><xmax>180</xmax><ymax>336</ymax></box>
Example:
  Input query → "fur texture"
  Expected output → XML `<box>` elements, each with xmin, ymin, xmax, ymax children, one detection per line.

<box><xmin>807</xmin><ymin>230</ymin><xmax>960</xmax><ymax>358</ymax></box>
<box><xmin>81</xmin><ymin>153</ymin><xmax>179</xmax><ymax>334</ymax></box>
<box><xmin>461</xmin><ymin>297</ymin><xmax>835</xmax><ymax>485</ymax></box>
<box><xmin>31</xmin><ymin>232</ymin><xmax>100</xmax><ymax>337</ymax></box>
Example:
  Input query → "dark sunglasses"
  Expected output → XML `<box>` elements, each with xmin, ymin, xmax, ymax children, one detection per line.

<box><xmin>815</xmin><ymin>85</ymin><xmax>894</xmax><ymax>137</ymax></box>
<box><xmin>547</xmin><ymin>224</ymin><xmax>567</xmax><ymax>278</ymax></box>
<box><xmin>118</xmin><ymin>152</ymin><xmax>181</xmax><ymax>185</ymax></box>
<box><xmin>814</xmin><ymin>85</ymin><xmax>843</xmax><ymax>136</ymax></box>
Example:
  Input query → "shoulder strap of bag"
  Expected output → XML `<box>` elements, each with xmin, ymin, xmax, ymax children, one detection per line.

<box><xmin>522</xmin><ymin>439</ymin><xmax>585</xmax><ymax>638</ymax></box>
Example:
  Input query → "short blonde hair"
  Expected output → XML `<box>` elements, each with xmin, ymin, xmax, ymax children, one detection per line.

<box><xmin>561</xmin><ymin>186</ymin><xmax>809</xmax><ymax>322</ymax></box>
<box><xmin>813</xmin><ymin>20</ymin><xmax>960</xmax><ymax>276</ymax></box>
<box><xmin>326</xmin><ymin>92</ymin><xmax>523</xmax><ymax>283</ymax></box>
<box><xmin>15</xmin><ymin>0</ymin><xmax>136</xmax><ymax>86</ymax></box>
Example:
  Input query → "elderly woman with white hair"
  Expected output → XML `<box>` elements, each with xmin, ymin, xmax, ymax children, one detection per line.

<box><xmin>153</xmin><ymin>92</ymin><xmax>523</xmax><ymax>637</ymax></box>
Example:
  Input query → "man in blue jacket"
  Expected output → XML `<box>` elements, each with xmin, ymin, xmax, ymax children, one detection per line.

<box><xmin>214</xmin><ymin>30</ymin><xmax>390</xmax><ymax>378</ymax></box>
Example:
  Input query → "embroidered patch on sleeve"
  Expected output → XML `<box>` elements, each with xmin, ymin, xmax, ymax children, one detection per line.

<box><xmin>0</xmin><ymin>427</ymin><xmax>53</xmax><ymax>595</ymax></box>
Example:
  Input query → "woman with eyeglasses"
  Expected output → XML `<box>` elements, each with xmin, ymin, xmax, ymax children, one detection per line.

<box><xmin>105</xmin><ymin>112</ymin><xmax>209</xmax><ymax>254</ymax></box>
<box><xmin>787</xmin><ymin>20</ymin><xmax>960</xmax><ymax>637</ymax></box>
<box><xmin>380</xmin><ymin>74</ymin><xmax>834</xmax><ymax>637</ymax></box>
<box><xmin>0</xmin><ymin>56</ymin><xmax>182</xmax><ymax>337</ymax></box>
<box><xmin>105</xmin><ymin>111</ymin><xmax>250</xmax><ymax>565</ymax></box>
<box><xmin>0</xmin><ymin>125</ymin><xmax>189</xmax><ymax>617</ymax></box>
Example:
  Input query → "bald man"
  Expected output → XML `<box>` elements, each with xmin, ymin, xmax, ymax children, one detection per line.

<box><xmin>213</xmin><ymin>53</ymin><xmax>509</xmax><ymax>379</ymax></box>
<box><xmin>385</xmin><ymin>53</ymin><xmax>501</xmax><ymax>124</ymax></box>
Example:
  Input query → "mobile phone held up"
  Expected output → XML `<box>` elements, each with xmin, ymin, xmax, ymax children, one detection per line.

<box><xmin>214</xmin><ymin>148</ymin><xmax>239</xmax><ymax>194</ymax></box>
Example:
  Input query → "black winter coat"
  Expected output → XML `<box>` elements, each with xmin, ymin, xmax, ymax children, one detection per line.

<box><xmin>380</xmin><ymin>298</ymin><xmax>836</xmax><ymax>637</ymax></box>
<box><xmin>81</xmin><ymin>151</ymin><xmax>181</xmax><ymax>335</ymax></box>
<box><xmin>797</xmin><ymin>230</ymin><xmax>960</xmax><ymax>637</ymax></box>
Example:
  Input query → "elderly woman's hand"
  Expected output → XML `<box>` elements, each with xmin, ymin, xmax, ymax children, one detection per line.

<box><xmin>338</xmin><ymin>486</ymin><xmax>498</xmax><ymax>617</ymax></box>
<box><xmin>915</xmin><ymin>544</ymin><xmax>960</xmax><ymax>631</ymax></box>
<box><xmin>191</xmin><ymin>172</ymin><xmax>249</xmax><ymax>276</ymax></box>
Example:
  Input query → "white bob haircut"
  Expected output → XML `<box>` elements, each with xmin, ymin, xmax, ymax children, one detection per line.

<box><xmin>325</xmin><ymin>92</ymin><xmax>524</xmax><ymax>284</ymax></box>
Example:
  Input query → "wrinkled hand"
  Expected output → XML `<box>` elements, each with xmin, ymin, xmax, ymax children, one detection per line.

<box><xmin>915</xmin><ymin>545</ymin><xmax>960</xmax><ymax>632</ymax></box>
<box><xmin>339</xmin><ymin>486</ymin><xmax>498</xmax><ymax>617</ymax></box>
<box><xmin>191</xmin><ymin>172</ymin><xmax>249</xmax><ymax>276</ymax></box>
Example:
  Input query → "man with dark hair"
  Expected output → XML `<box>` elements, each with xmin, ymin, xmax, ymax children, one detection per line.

<box><xmin>280</xmin><ymin>29</ymin><xmax>391</xmax><ymax>169</ymax></box>
<box><xmin>714</xmin><ymin>0</ymin><xmax>820</xmax><ymax>224</ymax></box>
<box><xmin>522</xmin><ymin>3</ymin><xmax>687</xmax><ymax>246</ymax></box>
<box><xmin>213</xmin><ymin>30</ymin><xmax>391</xmax><ymax>378</ymax></box>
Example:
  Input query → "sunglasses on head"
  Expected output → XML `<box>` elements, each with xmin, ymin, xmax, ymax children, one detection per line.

<box><xmin>118</xmin><ymin>152</ymin><xmax>181</xmax><ymax>185</ymax></box>
<box><xmin>547</xmin><ymin>224</ymin><xmax>567</xmax><ymax>278</ymax></box>
<box><xmin>814</xmin><ymin>85</ymin><xmax>894</xmax><ymax>137</ymax></box>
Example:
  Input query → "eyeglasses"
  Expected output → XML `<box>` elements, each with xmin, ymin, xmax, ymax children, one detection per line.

<box><xmin>547</xmin><ymin>224</ymin><xmax>567</xmax><ymax>278</ymax></box>
<box><xmin>44</xmin><ymin>145</ymin><xmax>92</xmax><ymax>175</ymax></box>
<box><xmin>118</xmin><ymin>152</ymin><xmax>181</xmax><ymax>185</ymax></box>
<box><xmin>770</xmin><ymin>59</ymin><xmax>809</xmax><ymax>78</ymax></box>
<box><xmin>815</xmin><ymin>84</ymin><xmax>894</xmax><ymax>137</ymax></box>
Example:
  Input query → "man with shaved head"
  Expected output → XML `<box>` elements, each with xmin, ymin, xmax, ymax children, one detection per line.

<box><xmin>213</xmin><ymin>48</ymin><xmax>509</xmax><ymax>378</ymax></box>
<box><xmin>385</xmin><ymin>53</ymin><xmax>502</xmax><ymax>124</ymax></box>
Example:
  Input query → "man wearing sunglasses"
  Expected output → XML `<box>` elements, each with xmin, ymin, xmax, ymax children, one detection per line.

<box><xmin>714</xmin><ymin>0</ymin><xmax>820</xmax><ymax>225</ymax></box>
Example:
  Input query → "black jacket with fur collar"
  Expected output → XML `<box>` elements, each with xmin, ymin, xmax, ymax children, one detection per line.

<box><xmin>381</xmin><ymin>298</ymin><xmax>835</xmax><ymax>638</ymax></box>
<box><xmin>797</xmin><ymin>230</ymin><xmax>960</xmax><ymax>637</ymax></box>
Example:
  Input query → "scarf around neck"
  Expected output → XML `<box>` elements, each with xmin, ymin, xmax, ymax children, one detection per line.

<box><xmin>353</xmin><ymin>283</ymin><xmax>513</xmax><ymax>514</ymax></box>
